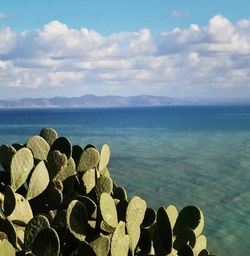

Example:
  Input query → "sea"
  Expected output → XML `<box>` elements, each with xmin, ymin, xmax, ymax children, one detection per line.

<box><xmin>1</xmin><ymin>105</ymin><xmax>250</xmax><ymax>255</ymax></box>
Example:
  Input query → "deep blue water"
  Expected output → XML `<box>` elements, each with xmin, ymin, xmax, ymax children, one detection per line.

<box><xmin>1</xmin><ymin>105</ymin><xmax>250</xmax><ymax>255</ymax></box>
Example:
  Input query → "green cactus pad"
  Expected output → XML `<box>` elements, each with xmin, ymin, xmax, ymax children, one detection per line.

<box><xmin>3</xmin><ymin>185</ymin><xmax>16</xmax><ymax>216</ymax></box>
<box><xmin>193</xmin><ymin>235</ymin><xmax>207</xmax><ymax>256</ymax></box>
<box><xmin>100</xmin><ymin>193</ymin><xmax>118</xmax><ymax>229</ymax></box>
<box><xmin>11</xmin><ymin>143</ymin><xmax>23</xmax><ymax>151</ymax></box>
<box><xmin>26</xmin><ymin>161</ymin><xmax>50</xmax><ymax>200</ymax></box>
<box><xmin>40</xmin><ymin>128</ymin><xmax>58</xmax><ymax>147</ymax></box>
<box><xmin>72</xmin><ymin>145</ymin><xmax>83</xmax><ymax>167</ymax></box>
<box><xmin>177</xmin><ymin>244</ymin><xmax>194</xmax><ymax>256</ymax></box>
<box><xmin>198</xmin><ymin>248</ymin><xmax>210</xmax><ymax>256</ymax></box>
<box><xmin>77</xmin><ymin>240</ymin><xmax>96</xmax><ymax>256</ymax></box>
<box><xmin>0</xmin><ymin>218</ymin><xmax>17</xmax><ymax>248</ymax></box>
<box><xmin>173</xmin><ymin>227</ymin><xmax>196</xmax><ymax>251</ymax></box>
<box><xmin>142</xmin><ymin>207</ymin><xmax>156</xmax><ymax>228</ymax></box>
<box><xmin>138</xmin><ymin>227</ymin><xmax>152</xmax><ymax>255</ymax></box>
<box><xmin>166</xmin><ymin>205</ymin><xmax>178</xmax><ymax>230</ymax></box>
<box><xmin>47</xmin><ymin>150</ymin><xmax>67</xmax><ymax>180</ymax></box>
<box><xmin>89</xmin><ymin>235</ymin><xmax>110</xmax><ymax>256</ymax></box>
<box><xmin>46</xmin><ymin>186</ymin><xmax>63</xmax><ymax>210</ymax></box>
<box><xmin>0</xmin><ymin>144</ymin><xmax>16</xmax><ymax>170</ymax></box>
<box><xmin>173</xmin><ymin>206</ymin><xmax>204</xmax><ymax>237</ymax></box>
<box><xmin>95</xmin><ymin>175</ymin><xmax>113</xmax><ymax>200</ymax></box>
<box><xmin>100</xmin><ymin>220</ymin><xmax>115</xmax><ymax>234</ymax></box>
<box><xmin>126</xmin><ymin>196</ymin><xmax>146</xmax><ymax>255</ymax></box>
<box><xmin>74</xmin><ymin>195</ymin><xmax>97</xmax><ymax>218</ymax></box>
<box><xmin>24</xmin><ymin>215</ymin><xmax>50</xmax><ymax>251</ymax></box>
<box><xmin>99</xmin><ymin>144</ymin><xmax>110</xmax><ymax>172</ymax></box>
<box><xmin>50</xmin><ymin>137</ymin><xmax>72</xmax><ymax>159</ymax></box>
<box><xmin>8</xmin><ymin>193</ymin><xmax>33</xmax><ymax>225</ymax></box>
<box><xmin>31</xmin><ymin>227</ymin><xmax>60</xmax><ymax>256</ymax></box>
<box><xmin>111</xmin><ymin>221</ymin><xmax>129</xmax><ymax>256</ymax></box>
<box><xmin>56</xmin><ymin>157</ymin><xmax>76</xmax><ymax>182</ymax></box>
<box><xmin>116</xmin><ymin>200</ymin><xmax>128</xmax><ymax>222</ymax></box>
<box><xmin>66</xmin><ymin>200</ymin><xmax>88</xmax><ymax>241</ymax></box>
<box><xmin>77</xmin><ymin>147</ymin><xmax>100</xmax><ymax>172</ymax></box>
<box><xmin>10</xmin><ymin>147</ymin><xmax>34</xmax><ymax>191</ymax></box>
<box><xmin>126</xmin><ymin>196</ymin><xmax>147</xmax><ymax>227</ymax></box>
<box><xmin>113</xmin><ymin>186</ymin><xmax>128</xmax><ymax>201</ymax></box>
<box><xmin>153</xmin><ymin>207</ymin><xmax>172</xmax><ymax>256</ymax></box>
<box><xmin>82</xmin><ymin>168</ymin><xmax>97</xmax><ymax>194</ymax></box>
<box><xmin>0</xmin><ymin>239</ymin><xmax>16</xmax><ymax>256</ymax></box>
<box><xmin>27</xmin><ymin>135</ymin><xmax>50</xmax><ymax>161</ymax></box>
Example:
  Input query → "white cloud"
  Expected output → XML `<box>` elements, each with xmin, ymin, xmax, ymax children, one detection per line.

<box><xmin>0</xmin><ymin>12</ymin><xmax>8</xmax><ymax>20</ymax></box>
<box><xmin>1</xmin><ymin>15</ymin><xmax>250</xmax><ymax>98</ymax></box>
<box><xmin>170</xmin><ymin>10</ymin><xmax>189</xmax><ymax>19</ymax></box>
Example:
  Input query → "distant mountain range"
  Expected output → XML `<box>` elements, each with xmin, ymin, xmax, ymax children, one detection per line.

<box><xmin>0</xmin><ymin>95</ymin><xmax>249</xmax><ymax>108</ymax></box>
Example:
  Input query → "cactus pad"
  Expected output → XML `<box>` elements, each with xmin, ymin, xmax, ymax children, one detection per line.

<box><xmin>95</xmin><ymin>175</ymin><xmax>113</xmax><ymax>200</ymax></box>
<box><xmin>8</xmin><ymin>193</ymin><xmax>33</xmax><ymax>225</ymax></box>
<box><xmin>0</xmin><ymin>239</ymin><xmax>16</xmax><ymax>256</ymax></box>
<box><xmin>31</xmin><ymin>227</ymin><xmax>60</xmax><ymax>256</ymax></box>
<box><xmin>78</xmin><ymin>147</ymin><xmax>100</xmax><ymax>172</ymax></box>
<box><xmin>99</xmin><ymin>144</ymin><xmax>110</xmax><ymax>172</ymax></box>
<box><xmin>47</xmin><ymin>150</ymin><xmax>67</xmax><ymax>180</ymax></box>
<box><xmin>66</xmin><ymin>200</ymin><xmax>88</xmax><ymax>241</ymax></box>
<box><xmin>0</xmin><ymin>144</ymin><xmax>16</xmax><ymax>170</ymax></box>
<box><xmin>174</xmin><ymin>206</ymin><xmax>204</xmax><ymax>237</ymax></box>
<box><xmin>26</xmin><ymin>161</ymin><xmax>50</xmax><ymax>200</ymax></box>
<box><xmin>27</xmin><ymin>135</ymin><xmax>50</xmax><ymax>161</ymax></box>
<box><xmin>111</xmin><ymin>221</ymin><xmax>130</xmax><ymax>256</ymax></box>
<box><xmin>90</xmin><ymin>235</ymin><xmax>110</xmax><ymax>256</ymax></box>
<box><xmin>153</xmin><ymin>207</ymin><xmax>172</xmax><ymax>256</ymax></box>
<box><xmin>100</xmin><ymin>193</ymin><xmax>118</xmax><ymax>229</ymax></box>
<box><xmin>24</xmin><ymin>214</ymin><xmax>50</xmax><ymax>251</ymax></box>
<box><xmin>40</xmin><ymin>128</ymin><xmax>58</xmax><ymax>146</ymax></box>
<box><xmin>10</xmin><ymin>147</ymin><xmax>34</xmax><ymax>191</ymax></box>
<box><xmin>3</xmin><ymin>185</ymin><xmax>16</xmax><ymax>216</ymax></box>
<box><xmin>50</xmin><ymin>137</ymin><xmax>72</xmax><ymax>159</ymax></box>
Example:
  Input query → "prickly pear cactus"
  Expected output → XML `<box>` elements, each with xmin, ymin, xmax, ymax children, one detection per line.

<box><xmin>8</xmin><ymin>193</ymin><xmax>33</xmax><ymax>225</ymax></box>
<box><xmin>66</xmin><ymin>200</ymin><xmax>88</xmax><ymax>241</ymax></box>
<box><xmin>24</xmin><ymin>215</ymin><xmax>51</xmax><ymax>251</ymax></box>
<box><xmin>31</xmin><ymin>227</ymin><xmax>60</xmax><ymax>256</ymax></box>
<box><xmin>100</xmin><ymin>193</ymin><xmax>118</xmax><ymax>229</ymax></box>
<box><xmin>0</xmin><ymin>144</ymin><xmax>16</xmax><ymax>170</ymax></box>
<box><xmin>111</xmin><ymin>221</ymin><xmax>130</xmax><ymax>256</ymax></box>
<box><xmin>3</xmin><ymin>185</ymin><xmax>16</xmax><ymax>216</ymax></box>
<box><xmin>126</xmin><ymin>196</ymin><xmax>147</xmax><ymax>255</ymax></box>
<box><xmin>10</xmin><ymin>147</ymin><xmax>34</xmax><ymax>191</ymax></box>
<box><xmin>40</xmin><ymin>127</ymin><xmax>58</xmax><ymax>146</ymax></box>
<box><xmin>47</xmin><ymin>150</ymin><xmax>67</xmax><ymax>179</ymax></box>
<box><xmin>99</xmin><ymin>144</ymin><xmax>110</xmax><ymax>172</ymax></box>
<box><xmin>77</xmin><ymin>147</ymin><xmax>100</xmax><ymax>172</ymax></box>
<box><xmin>26</xmin><ymin>161</ymin><xmax>50</xmax><ymax>200</ymax></box>
<box><xmin>153</xmin><ymin>207</ymin><xmax>173</xmax><ymax>256</ymax></box>
<box><xmin>0</xmin><ymin>239</ymin><xmax>16</xmax><ymax>256</ymax></box>
<box><xmin>95</xmin><ymin>175</ymin><xmax>113</xmax><ymax>200</ymax></box>
<box><xmin>89</xmin><ymin>235</ymin><xmax>110</xmax><ymax>256</ymax></box>
<box><xmin>0</xmin><ymin>127</ymin><xmax>214</xmax><ymax>256</ymax></box>
<box><xmin>27</xmin><ymin>135</ymin><xmax>50</xmax><ymax>161</ymax></box>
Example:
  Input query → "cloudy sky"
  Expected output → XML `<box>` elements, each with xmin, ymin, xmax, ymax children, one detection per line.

<box><xmin>0</xmin><ymin>0</ymin><xmax>250</xmax><ymax>99</ymax></box>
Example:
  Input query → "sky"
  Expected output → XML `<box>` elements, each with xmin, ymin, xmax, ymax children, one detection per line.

<box><xmin>0</xmin><ymin>0</ymin><xmax>250</xmax><ymax>99</ymax></box>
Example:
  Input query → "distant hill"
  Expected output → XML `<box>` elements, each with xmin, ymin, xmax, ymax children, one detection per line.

<box><xmin>0</xmin><ymin>95</ymin><xmax>249</xmax><ymax>108</ymax></box>
<box><xmin>0</xmin><ymin>95</ymin><xmax>187</xmax><ymax>108</ymax></box>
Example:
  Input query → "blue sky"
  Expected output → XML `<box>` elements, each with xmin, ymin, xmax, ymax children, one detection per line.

<box><xmin>0</xmin><ymin>1</ymin><xmax>250</xmax><ymax>99</ymax></box>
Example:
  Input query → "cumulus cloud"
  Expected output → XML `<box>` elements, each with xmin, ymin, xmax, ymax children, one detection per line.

<box><xmin>1</xmin><ymin>14</ymin><xmax>250</xmax><ymax>98</ymax></box>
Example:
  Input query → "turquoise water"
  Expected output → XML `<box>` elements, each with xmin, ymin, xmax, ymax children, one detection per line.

<box><xmin>1</xmin><ymin>106</ymin><xmax>250</xmax><ymax>255</ymax></box>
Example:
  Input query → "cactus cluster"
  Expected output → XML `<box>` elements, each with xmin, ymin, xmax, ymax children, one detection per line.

<box><xmin>0</xmin><ymin>128</ymin><xmax>214</xmax><ymax>256</ymax></box>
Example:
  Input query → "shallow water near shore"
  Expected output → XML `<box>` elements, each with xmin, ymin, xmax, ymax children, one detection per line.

<box><xmin>1</xmin><ymin>105</ymin><xmax>250</xmax><ymax>255</ymax></box>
